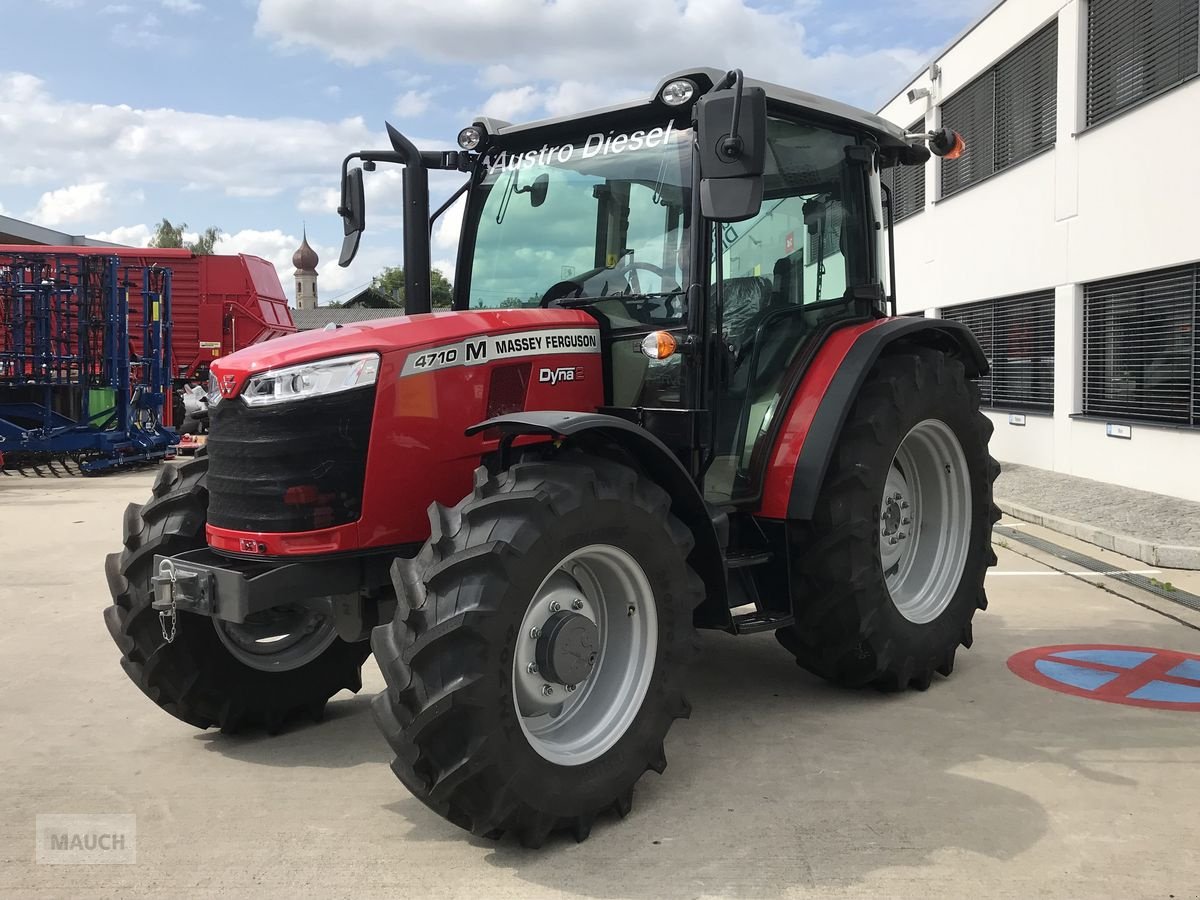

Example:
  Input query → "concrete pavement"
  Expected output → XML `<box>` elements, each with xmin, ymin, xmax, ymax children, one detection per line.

<box><xmin>996</xmin><ymin>462</ymin><xmax>1200</xmax><ymax>570</ymax></box>
<box><xmin>1</xmin><ymin>467</ymin><xmax>1198</xmax><ymax>898</ymax></box>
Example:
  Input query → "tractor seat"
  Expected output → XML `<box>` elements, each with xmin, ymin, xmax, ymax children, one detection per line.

<box><xmin>721</xmin><ymin>276</ymin><xmax>774</xmax><ymax>349</ymax></box>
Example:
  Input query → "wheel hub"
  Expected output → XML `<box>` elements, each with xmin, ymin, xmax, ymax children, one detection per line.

<box><xmin>535</xmin><ymin>611</ymin><xmax>598</xmax><ymax>686</ymax></box>
<box><xmin>513</xmin><ymin>544</ymin><xmax>658</xmax><ymax>766</ymax></box>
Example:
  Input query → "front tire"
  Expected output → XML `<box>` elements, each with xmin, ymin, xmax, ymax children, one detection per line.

<box><xmin>777</xmin><ymin>346</ymin><xmax>1000</xmax><ymax>690</ymax></box>
<box><xmin>103</xmin><ymin>457</ymin><xmax>372</xmax><ymax>733</ymax></box>
<box><xmin>371</xmin><ymin>453</ymin><xmax>703</xmax><ymax>847</ymax></box>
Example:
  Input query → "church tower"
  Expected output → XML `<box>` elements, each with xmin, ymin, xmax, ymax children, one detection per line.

<box><xmin>292</xmin><ymin>229</ymin><xmax>319</xmax><ymax>310</ymax></box>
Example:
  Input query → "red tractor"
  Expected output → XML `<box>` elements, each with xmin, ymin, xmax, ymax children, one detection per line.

<box><xmin>104</xmin><ymin>68</ymin><xmax>997</xmax><ymax>847</ymax></box>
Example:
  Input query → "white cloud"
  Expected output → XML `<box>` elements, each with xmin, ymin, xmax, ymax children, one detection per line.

<box><xmin>298</xmin><ymin>185</ymin><xmax>340</xmax><ymax>215</ymax></box>
<box><xmin>90</xmin><ymin>223</ymin><xmax>154</xmax><ymax>246</ymax></box>
<box><xmin>225</xmin><ymin>185</ymin><xmax>284</xmax><ymax>198</ymax></box>
<box><xmin>162</xmin><ymin>0</ymin><xmax>202</xmax><ymax>12</ymax></box>
<box><xmin>26</xmin><ymin>182</ymin><xmax>112</xmax><ymax>227</ymax></box>
<box><xmin>481</xmin><ymin>85</ymin><xmax>542</xmax><ymax>121</ymax></box>
<box><xmin>255</xmin><ymin>0</ymin><xmax>923</xmax><ymax>108</ymax></box>
<box><xmin>394</xmin><ymin>88</ymin><xmax>434</xmax><ymax>119</ymax></box>
<box><xmin>0</xmin><ymin>72</ymin><xmax>381</xmax><ymax>203</ymax></box>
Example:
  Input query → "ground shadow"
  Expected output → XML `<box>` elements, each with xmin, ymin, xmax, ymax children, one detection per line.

<box><xmin>193</xmin><ymin>693</ymin><xmax>389</xmax><ymax>768</ymax></box>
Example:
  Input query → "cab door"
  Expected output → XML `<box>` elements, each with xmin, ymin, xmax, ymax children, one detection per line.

<box><xmin>703</xmin><ymin>117</ymin><xmax>882</xmax><ymax>504</ymax></box>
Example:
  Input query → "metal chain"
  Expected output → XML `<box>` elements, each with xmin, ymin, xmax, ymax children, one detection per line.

<box><xmin>156</xmin><ymin>558</ymin><xmax>179</xmax><ymax>644</ymax></box>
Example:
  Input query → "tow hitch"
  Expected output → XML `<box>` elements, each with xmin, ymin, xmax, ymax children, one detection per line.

<box><xmin>148</xmin><ymin>548</ymin><xmax>398</xmax><ymax>642</ymax></box>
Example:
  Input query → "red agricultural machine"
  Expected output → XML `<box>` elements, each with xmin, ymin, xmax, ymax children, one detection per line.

<box><xmin>104</xmin><ymin>68</ymin><xmax>997</xmax><ymax>847</ymax></box>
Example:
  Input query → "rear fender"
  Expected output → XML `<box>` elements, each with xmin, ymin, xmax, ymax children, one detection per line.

<box><xmin>760</xmin><ymin>316</ymin><xmax>988</xmax><ymax>522</ymax></box>
<box><xmin>466</xmin><ymin>411</ymin><xmax>728</xmax><ymax>618</ymax></box>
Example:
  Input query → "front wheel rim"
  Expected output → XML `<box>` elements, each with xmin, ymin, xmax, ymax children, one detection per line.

<box><xmin>213</xmin><ymin>604</ymin><xmax>338</xmax><ymax>672</ymax></box>
<box><xmin>879</xmin><ymin>418</ymin><xmax>972</xmax><ymax>624</ymax></box>
<box><xmin>513</xmin><ymin>544</ymin><xmax>658</xmax><ymax>766</ymax></box>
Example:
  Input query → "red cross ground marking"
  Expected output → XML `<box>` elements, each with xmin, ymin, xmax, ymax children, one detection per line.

<box><xmin>1007</xmin><ymin>644</ymin><xmax>1200</xmax><ymax>711</ymax></box>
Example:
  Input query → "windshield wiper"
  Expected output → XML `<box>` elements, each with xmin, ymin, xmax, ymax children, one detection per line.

<box><xmin>553</xmin><ymin>288</ymin><xmax>684</xmax><ymax>309</ymax></box>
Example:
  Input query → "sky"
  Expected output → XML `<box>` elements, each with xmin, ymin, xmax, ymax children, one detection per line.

<box><xmin>1</xmin><ymin>0</ymin><xmax>994</xmax><ymax>305</ymax></box>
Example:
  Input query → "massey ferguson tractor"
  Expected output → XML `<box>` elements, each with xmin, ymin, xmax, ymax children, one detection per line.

<box><xmin>104</xmin><ymin>68</ymin><xmax>998</xmax><ymax>847</ymax></box>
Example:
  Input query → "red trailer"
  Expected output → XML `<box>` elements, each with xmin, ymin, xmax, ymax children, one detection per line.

<box><xmin>0</xmin><ymin>246</ymin><xmax>295</xmax><ymax>425</ymax></box>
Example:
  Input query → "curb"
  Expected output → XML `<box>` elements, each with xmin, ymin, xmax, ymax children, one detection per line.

<box><xmin>995</xmin><ymin>499</ymin><xmax>1200</xmax><ymax>571</ymax></box>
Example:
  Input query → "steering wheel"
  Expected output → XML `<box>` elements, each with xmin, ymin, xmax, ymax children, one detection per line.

<box><xmin>539</xmin><ymin>280</ymin><xmax>585</xmax><ymax>307</ymax></box>
<box><xmin>609</xmin><ymin>260</ymin><xmax>670</xmax><ymax>295</ymax></box>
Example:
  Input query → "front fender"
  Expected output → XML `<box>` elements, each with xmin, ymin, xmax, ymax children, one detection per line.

<box><xmin>467</xmin><ymin>411</ymin><xmax>727</xmax><ymax>614</ymax></box>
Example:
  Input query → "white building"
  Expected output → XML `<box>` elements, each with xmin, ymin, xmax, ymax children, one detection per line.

<box><xmin>879</xmin><ymin>0</ymin><xmax>1200</xmax><ymax>501</ymax></box>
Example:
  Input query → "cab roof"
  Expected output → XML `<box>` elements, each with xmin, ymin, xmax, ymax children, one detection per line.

<box><xmin>475</xmin><ymin>67</ymin><xmax>910</xmax><ymax>150</ymax></box>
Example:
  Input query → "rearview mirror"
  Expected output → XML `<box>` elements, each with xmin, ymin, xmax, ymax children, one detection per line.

<box><xmin>529</xmin><ymin>173</ymin><xmax>549</xmax><ymax>208</ymax></box>
<box><xmin>515</xmin><ymin>172</ymin><xmax>550</xmax><ymax>208</ymax></box>
<box><xmin>338</xmin><ymin>166</ymin><xmax>365</xmax><ymax>267</ymax></box>
<box><xmin>696</xmin><ymin>84</ymin><xmax>767</xmax><ymax>222</ymax></box>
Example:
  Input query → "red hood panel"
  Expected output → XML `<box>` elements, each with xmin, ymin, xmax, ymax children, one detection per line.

<box><xmin>211</xmin><ymin>308</ymin><xmax>597</xmax><ymax>389</ymax></box>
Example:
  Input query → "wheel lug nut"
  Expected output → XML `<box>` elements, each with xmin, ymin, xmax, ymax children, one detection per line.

<box><xmin>900</xmin><ymin>501</ymin><xmax>909</xmax><ymax>509</ymax></box>
<box><xmin>566</xmin><ymin>684</ymin><xmax>577</xmax><ymax>692</ymax></box>
<box><xmin>898</xmin><ymin>531</ymin><xmax>908</xmax><ymax>540</ymax></box>
<box><xmin>572</xmin><ymin>598</ymin><xmax>584</xmax><ymax>611</ymax></box>
<box><xmin>526</xmin><ymin>662</ymin><xmax>538</xmax><ymax>674</ymax></box>
<box><xmin>549</xmin><ymin>600</ymin><xmax>561</xmax><ymax>612</ymax></box>
<box><xmin>901</xmin><ymin>517</ymin><xmax>911</xmax><ymax>525</ymax></box>
<box><xmin>541</xmin><ymin>684</ymin><xmax>554</xmax><ymax>697</ymax></box>
<box><xmin>530</xmin><ymin>626</ymin><xmax>541</xmax><ymax>639</ymax></box>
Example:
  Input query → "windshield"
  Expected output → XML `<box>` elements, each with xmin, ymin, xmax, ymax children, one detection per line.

<box><xmin>465</xmin><ymin>123</ymin><xmax>692</xmax><ymax>324</ymax></box>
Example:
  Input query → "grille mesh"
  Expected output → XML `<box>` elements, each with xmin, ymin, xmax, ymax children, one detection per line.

<box><xmin>206</xmin><ymin>387</ymin><xmax>375</xmax><ymax>534</ymax></box>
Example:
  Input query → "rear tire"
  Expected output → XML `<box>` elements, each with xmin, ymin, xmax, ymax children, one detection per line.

<box><xmin>776</xmin><ymin>346</ymin><xmax>1000</xmax><ymax>691</ymax></box>
<box><xmin>103</xmin><ymin>457</ymin><xmax>372</xmax><ymax>733</ymax></box>
<box><xmin>371</xmin><ymin>452</ymin><xmax>703</xmax><ymax>847</ymax></box>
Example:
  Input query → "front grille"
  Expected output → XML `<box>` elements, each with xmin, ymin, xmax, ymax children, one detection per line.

<box><xmin>206</xmin><ymin>386</ymin><xmax>375</xmax><ymax>533</ymax></box>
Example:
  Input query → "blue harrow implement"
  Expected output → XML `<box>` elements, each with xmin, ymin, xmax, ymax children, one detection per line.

<box><xmin>0</xmin><ymin>250</ymin><xmax>177</xmax><ymax>476</ymax></box>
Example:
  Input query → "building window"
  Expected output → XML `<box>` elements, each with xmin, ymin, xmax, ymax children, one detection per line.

<box><xmin>941</xmin><ymin>290</ymin><xmax>1057</xmax><ymax>412</ymax></box>
<box><xmin>940</xmin><ymin>20</ymin><xmax>1058</xmax><ymax>197</ymax></box>
<box><xmin>1087</xmin><ymin>0</ymin><xmax>1199</xmax><ymax>126</ymax></box>
<box><xmin>882</xmin><ymin>117</ymin><xmax>926</xmax><ymax>225</ymax></box>
<box><xmin>1083</xmin><ymin>264</ymin><xmax>1199</xmax><ymax>426</ymax></box>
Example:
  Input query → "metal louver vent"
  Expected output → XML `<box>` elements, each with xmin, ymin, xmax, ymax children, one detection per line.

<box><xmin>941</xmin><ymin>20</ymin><xmax>1058</xmax><ymax>197</ymax></box>
<box><xmin>1087</xmin><ymin>0</ymin><xmax>1199</xmax><ymax>126</ymax></box>
<box><xmin>1083</xmin><ymin>264</ymin><xmax>1199</xmax><ymax>426</ymax></box>
<box><xmin>883</xmin><ymin>118</ymin><xmax>926</xmax><ymax>224</ymax></box>
<box><xmin>941</xmin><ymin>290</ymin><xmax>1056</xmax><ymax>412</ymax></box>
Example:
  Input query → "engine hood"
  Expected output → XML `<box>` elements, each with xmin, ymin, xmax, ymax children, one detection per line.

<box><xmin>211</xmin><ymin>307</ymin><xmax>597</xmax><ymax>385</ymax></box>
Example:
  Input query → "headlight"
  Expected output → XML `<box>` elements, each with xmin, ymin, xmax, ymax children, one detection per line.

<box><xmin>241</xmin><ymin>353</ymin><xmax>380</xmax><ymax>407</ymax></box>
<box><xmin>206</xmin><ymin>370</ymin><xmax>222</xmax><ymax>407</ymax></box>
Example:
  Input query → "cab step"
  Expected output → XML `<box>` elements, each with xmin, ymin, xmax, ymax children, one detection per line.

<box><xmin>731</xmin><ymin>610</ymin><xmax>794</xmax><ymax>635</ymax></box>
<box><xmin>726</xmin><ymin>551</ymin><xmax>772</xmax><ymax>569</ymax></box>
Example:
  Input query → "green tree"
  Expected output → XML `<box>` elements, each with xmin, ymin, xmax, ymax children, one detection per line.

<box><xmin>370</xmin><ymin>266</ymin><xmax>453</xmax><ymax>309</ymax></box>
<box><xmin>188</xmin><ymin>226</ymin><xmax>222</xmax><ymax>255</ymax></box>
<box><xmin>148</xmin><ymin>218</ymin><xmax>186</xmax><ymax>249</ymax></box>
<box><xmin>148</xmin><ymin>218</ymin><xmax>221</xmax><ymax>254</ymax></box>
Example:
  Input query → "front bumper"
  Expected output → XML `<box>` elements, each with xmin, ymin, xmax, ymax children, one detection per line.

<box><xmin>150</xmin><ymin>549</ymin><xmax>394</xmax><ymax>625</ymax></box>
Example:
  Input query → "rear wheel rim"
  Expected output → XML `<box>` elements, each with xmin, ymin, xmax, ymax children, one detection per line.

<box><xmin>213</xmin><ymin>605</ymin><xmax>338</xmax><ymax>672</ymax></box>
<box><xmin>879</xmin><ymin>418</ymin><xmax>972</xmax><ymax>624</ymax></box>
<box><xmin>513</xmin><ymin>544</ymin><xmax>658</xmax><ymax>766</ymax></box>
